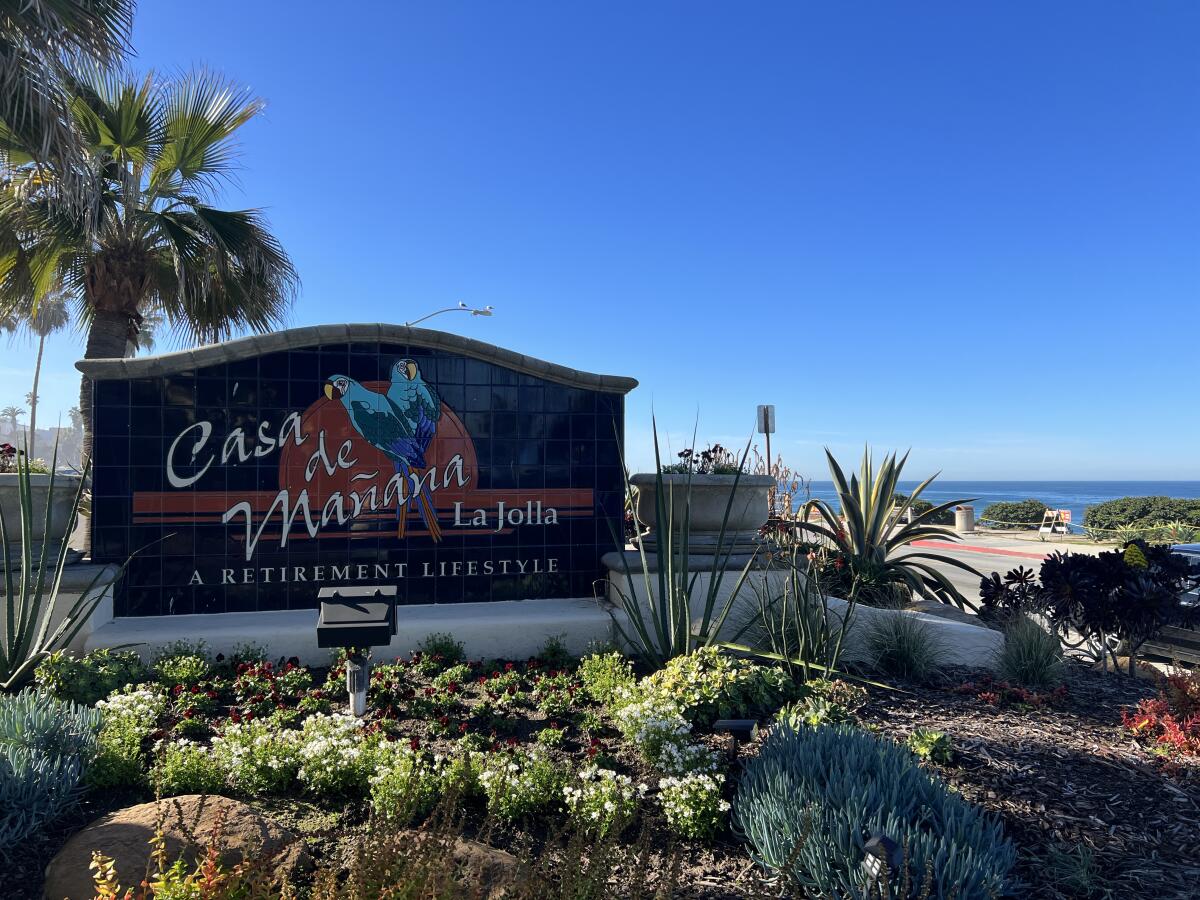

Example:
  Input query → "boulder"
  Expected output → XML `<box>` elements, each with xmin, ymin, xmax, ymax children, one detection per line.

<box><xmin>44</xmin><ymin>795</ymin><xmax>310</xmax><ymax>900</ymax></box>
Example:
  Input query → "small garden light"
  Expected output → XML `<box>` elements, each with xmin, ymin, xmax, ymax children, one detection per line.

<box><xmin>315</xmin><ymin>585</ymin><xmax>398</xmax><ymax>716</ymax></box>
<box><xmin>861</xmin><ymin>833</ymin><xmax>902</xmax><ymax>884</ymax></box>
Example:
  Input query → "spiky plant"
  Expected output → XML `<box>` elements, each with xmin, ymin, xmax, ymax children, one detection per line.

<box><xmin>801</xmin><ymin>448</ymin><xmax>981</xmax><ymax>610</ymax></box>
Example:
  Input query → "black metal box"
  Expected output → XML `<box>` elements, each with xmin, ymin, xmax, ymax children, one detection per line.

<box><xmin>316</xmin><ymin>585</ymin><xmax>398</xmax><ymax>648</ymax></box>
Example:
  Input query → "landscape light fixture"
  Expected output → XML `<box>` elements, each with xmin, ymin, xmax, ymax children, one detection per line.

<box><xmin>404</xmin><ymin>301</ymin><xmax>495</xmax><ymax>327</ymax></box>
<box><xmin>315</xmin><ymin>585</ymin><xmax>398</xmax><ymax>716</ymax></box>
<box><xmin>861</xmin><ymin>833</ymin><xmax>902</xmax><ymax>884</ymax></box>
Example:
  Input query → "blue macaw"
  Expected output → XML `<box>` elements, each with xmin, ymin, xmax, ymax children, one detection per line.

<box><xmin>386</xmin><ymin>358</ymin><xmax>442</xmax><ymax>467</ymax></box>
<box><xmin>323</xmin><ymin>373</ymin><xmax>442</xmax><ymax>540</ymax></box>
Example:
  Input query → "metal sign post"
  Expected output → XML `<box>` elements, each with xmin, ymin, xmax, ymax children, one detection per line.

<box><xmin>756</xmin><ymin>404</ymin><xmax>775</xmax><ymax>464</ymax></box>
<box><xmin>756</xmin><ymin>405</ymin><xmax>775</xmax><ymax>511</ymax></box>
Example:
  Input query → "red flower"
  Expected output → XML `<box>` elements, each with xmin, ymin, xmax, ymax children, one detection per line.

<box><xmin>182</xmin><ymin>708</ymin><xmax>195</xmax><ymax>719</ymax></box>
<box><xmin>409</xmin><ymin>738</ymin><xmax>420</xmax><ymax>751</ymax></box>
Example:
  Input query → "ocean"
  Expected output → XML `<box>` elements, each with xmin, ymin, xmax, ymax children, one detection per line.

<box><xmin>800</xmin><ymin>481</ymin><xmax>1200</xmax><ymax>532</ymax></box>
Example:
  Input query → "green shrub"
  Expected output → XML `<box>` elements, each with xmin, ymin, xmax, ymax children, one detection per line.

<box><xmin>906</xmin><ymin>728</ymin><xmax>954</xmax><ymax>765</ymax></box>
<box><xmin>578</xmin><ymin>651</ymin><xmax>636</xmax><ymax>706</ymax></box>
<box><xmin>863</xmin><ymin>613</ymin><xmax>945</xmax><ymax>683</ymax></box>
<box><xmin>152</xmin><ymin>740</ymin><xmax>226</xmax><ymax>796</ymax></box>
<box><xmin>734</xmin><ymin>724</ymin><xmax>1015</xmax><ymax>897</ymax></box>
<box><xmin>894</xmin><ymin>494</ymin><xmax>954</xmax><ymax>526</ymax></box>
<box><xmin>370</xmin><ymin>743</ymin><xmax>443</xmax><ymax>824</ymax></box>
<box><xmin>0</xmin><ymin>690</ymin><xmax>102</xmax><ymax>850</ymax></box>
<box><xmin>211</xmin><ymin>720</ymin><xmax>302</xmax><ymax>797</ymax></box>
<box><xmin>563</xmin><ymin>765</ymin><xmax>642</xmax><ymax>838</ymax></box>
<box><xmin>478</xmin><ymin>748</ymin><xmax>565</xmax><ymax>821</ymax></box>
<box><xmin>440</xmin><ymin>749</ymin><xmax>484</xmax><ymax>799</ymax></box>
<box><xmin>998</xmin><ymin>616</ymin><xmax>1064</xmax><ymax>687</ymax></box>
<box><xmin>1084</xmin><ymin>496</ymin><xmax>1200</xmax><ymax>533</ymax></box>
<box><xmin>658</xmin><ymin>771</ymin><xmax>729</xmax><ymax>840</ymax></box>
<box><xmin>296</xmin><ymin>713</ymin><xmax>379</xmax><ymax>799</ymax></box>
<box><xmin>417</xmin><ymin>633</ymin><xmax>466</xmax><ymax>668</ymax></box>
<box><xmin>639</xmin><ymin>647</ymin><xmax>793</xmax><ymax>726</ymax></box>
<box><xmin>979</xmin><ymin>499</ymin><xmax>1049</xmax><ymax>529</ymax></box>
<box><xmin>774</xmin><ymin>679</ymin><xmax>867</xmax><ymax>729</ymax></box>
<box><xmin>153</xmin><ymin>653</ymin><xmax>211</xmax><ymax>688</ymax></box>
<box><xmin>88</xmin><ymin>685</ymin><xmax>167</xmax><ymax>791</ymax></box>
<box><xmin>536</xmin><ymin>634</ymin><xmax>575</xmax><ymax>669</ymax></box>
<box><xmin>34</xmin><ymin>648</ymin><xmax>147</xmax><ymax>706</ymax></box>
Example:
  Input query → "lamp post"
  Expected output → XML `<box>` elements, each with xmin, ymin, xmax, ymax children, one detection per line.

<box><xmin>404</xmin><ymin>302</ymin><xmax>494</xmax><ymax>328</ymax></box>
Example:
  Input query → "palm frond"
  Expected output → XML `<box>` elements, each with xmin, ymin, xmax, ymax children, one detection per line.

<box><xmin>151</xmin><ymin>71</ymin><xmax>263</xmax><ymax>195</ymax></box>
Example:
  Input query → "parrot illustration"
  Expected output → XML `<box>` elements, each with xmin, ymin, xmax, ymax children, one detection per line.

<box><xmin>323</xmin><ymin>372</ymin><xmax>443</xmax><ymax>540</ymax></box>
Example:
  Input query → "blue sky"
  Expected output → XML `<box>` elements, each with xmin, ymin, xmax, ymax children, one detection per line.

<box><xmin>6</xmin><ymin>2</ymin><xmax>1198</xmax><ymax>478</ymax></box>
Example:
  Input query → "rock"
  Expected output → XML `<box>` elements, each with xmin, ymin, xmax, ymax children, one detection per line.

<box><xmin>44</xmin><ymin>795</ymin><xmax>310</xmax><ymax>900</ymax></box>
<box><xmin>388</xmin><ymin>830</ymin><xmax>519</xmax><ymax>898</ymax></box>
<box><xmin>452</xmin><ymin>837</ymin><xmax>520</xmax><ymax>897</ymax></box>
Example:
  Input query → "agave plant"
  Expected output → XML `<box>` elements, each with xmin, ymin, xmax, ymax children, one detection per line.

<box><xmin>800</xmin><ymin>448</ymin><xmax>981</xmax><ymax>610</ymax></box>
<box><xmin>607</xmin><ymin>421</ymin><xmax>758</xmax><ymax>668</ymax></box>
<box><xmin>0</xmin><ymin>439</ymin><xmax>114</xmax><ymax>687</ymax></box>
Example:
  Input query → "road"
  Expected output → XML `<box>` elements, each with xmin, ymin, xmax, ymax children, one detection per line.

<box><xmin>898</xmin><ymin>535</ymin><xmax>1104</xmax><ymax>607</ymax></box>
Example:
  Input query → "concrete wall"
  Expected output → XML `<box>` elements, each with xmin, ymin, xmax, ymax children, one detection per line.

<box><xmin>603</xmin><ymin>552</ymin><xmax>1004</xmax><ymax>670</ymax></box>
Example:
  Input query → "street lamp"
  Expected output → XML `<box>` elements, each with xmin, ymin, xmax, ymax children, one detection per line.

<box><xmin>404</xmin><ymin>302</ymin><xmax>494</xmax><ymax>328</ymax></box>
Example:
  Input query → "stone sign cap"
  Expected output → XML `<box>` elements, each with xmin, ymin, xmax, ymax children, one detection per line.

<box><xmin>76</xmin><ymin>323</ymin><xmax>639</xmax><ymax>394</ymax></box>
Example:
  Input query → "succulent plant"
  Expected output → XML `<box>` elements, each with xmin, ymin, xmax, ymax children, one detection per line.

<box><xmin>733</xmin><ymin>723</ymin><xmax>1014</xmax><ymax>898</ymax></box>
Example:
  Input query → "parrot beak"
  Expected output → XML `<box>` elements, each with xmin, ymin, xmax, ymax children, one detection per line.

<box><xmin>405</xmin><ymin>361</ymin><xmax>417</xmax><ymax>381</ymax></box>
<box><xmin>323</xmin><ymin>383</ymin><xmax>335</xmax><ymax>400</ymax></box>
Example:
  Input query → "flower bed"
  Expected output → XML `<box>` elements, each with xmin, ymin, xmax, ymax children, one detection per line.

<box><xmin>6</xmin><ymin>638</ymin><xmax>1200</xmax><ymax>898</ymax></box>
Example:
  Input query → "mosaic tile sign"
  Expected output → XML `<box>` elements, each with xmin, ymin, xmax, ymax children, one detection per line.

<box><xmin>81</xmin><ymin>325</ymin><xmax>636</xmax><ymax>617</ymax></box>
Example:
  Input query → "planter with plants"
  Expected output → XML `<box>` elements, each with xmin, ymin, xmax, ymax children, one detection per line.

<box><xmin>630</xmin><ymin>443</ymin><xmax>774</xmax><ymax>556</ymax></box>
<box><xmin>0</xmin><ymin>443</ymin><xmax>81</xmax><ymax>560</ymax></box>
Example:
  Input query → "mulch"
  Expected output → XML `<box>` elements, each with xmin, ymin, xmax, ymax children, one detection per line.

<box><xmin>857</xmin><ymin>662</ymin><xmax>1200</xmax><ymax>900</ymax></box>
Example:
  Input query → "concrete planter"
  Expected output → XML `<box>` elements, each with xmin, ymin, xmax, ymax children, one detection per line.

<box><xmin>630</xmin><ymin>473</ymin><xmax>775</xmax><ymax>555</ymax></box>
<box><xmin>0</xmin><ymin>472</ymin><xmax>82</xmax><ymax>557</ymax></box>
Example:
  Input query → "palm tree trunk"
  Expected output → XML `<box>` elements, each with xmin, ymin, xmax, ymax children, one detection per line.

<box><xmin>29</xmin><ymin>334</ymin><xmax>44</xmax><ymax>459</ymax></box>
<box><xmin>78</xmin><ymin>309</ymin><xmax>130</xmax><ymax>469</ymax></box>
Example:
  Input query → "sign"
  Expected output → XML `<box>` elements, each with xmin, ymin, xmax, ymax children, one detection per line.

<box><xmin>1038</xmin><ymin>509</ymin><xmax>1072</xmax><ymax>535</ymax></box>
<box><xmin>756</xmin><ymin>404</ymin><xmax>775</xmax><ymax>434</ymax></box>
<box><xmin>82</xmin><ymin>325</ymin><xmax>637</xmax><ymax>617</ymax></box>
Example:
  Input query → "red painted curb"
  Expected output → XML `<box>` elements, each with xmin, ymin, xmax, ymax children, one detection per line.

<box><xmin>911</xmin><ymin>540</ymin><xmax>1048</xmax><ymax>561</ymax></box>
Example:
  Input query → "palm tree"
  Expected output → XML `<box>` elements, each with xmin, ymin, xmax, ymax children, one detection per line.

<box><xmin>1</xmin><ymin>405</ymin><xmax>24</xmax><ymax>438</ymax></box>
<box><xmin>127</xmin><ymin>304</ymin><xmax>164</xmax><ymax>355</ymax></box>
<box><xmin>0</xmin><ymin>68</ymin><xmax>299</xmax><ymax>464</ymax></box>
<box><xmin>67</xmin><ymin>405</ymin><xmax>82</xmax><ymax>434</ymax></box>
<box><xmin>20</xmin><ymin>293</ymin><xmax>70</xmax><ymax>457</ymax></box>
<box><xmin>0</xmin><ymin>1</ymin><xmax>134</xmax><ymax>189</ymax></box>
